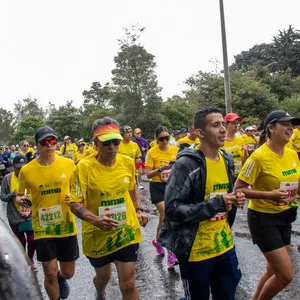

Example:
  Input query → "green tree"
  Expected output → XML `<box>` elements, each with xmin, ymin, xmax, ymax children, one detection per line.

<box><xmin>13</xmin><ymin>116</ymin><xmax>45</xmax><ymax>144</ymax></box>
<box><xmin>46</xmin><ymin>101</ymin><xmax>82</xmax><ymax>141</ymax></box>
<box><xmin>111</xmin><ymin>26</ymin><xmax>163</xmax><ymax>137</ymax></box>
<box><xmin>14</xmin><ymin>97</ymin><xmax>44</xmax><ymax>124</ymax></box>
<box><xmin>0</xmin><ymin>108</ymin><xmax>15</xmax><ymax>145</ymax></box>
<box><xmin>82</xmin><ymin>82</ymin><xmax>112</xmax><ymax>108</ymax></box>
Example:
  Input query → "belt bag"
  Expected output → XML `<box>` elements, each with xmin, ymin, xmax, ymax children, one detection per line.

<box><xmin>17</xmin><ymin>219</ymin><xmax>33</xmax><ymax>232</ymax></box>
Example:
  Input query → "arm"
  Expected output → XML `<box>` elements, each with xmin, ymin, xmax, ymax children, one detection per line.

<box><xmin>129</xmin><ymin>187</ymin><xmax>148</xmax><ymax>227</ymax></box>
<box><xmin>0</xmin><ymin>175</ymin><xmax>16</xmax><ymax>203</ymax></box>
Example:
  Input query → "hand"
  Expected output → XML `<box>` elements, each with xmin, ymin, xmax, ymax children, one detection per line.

<box><xmin>268</xmin><ymin>189</ymin><xmax>289</xmax><ymax>202</ymax></box>
<box><xmin>64</xmin><ymin>194</ymin><xmax>70</xmax><ymax>205</ymax></box>
<box><xmin>94</xmin><ymin>214</ymin><xmax>120</xmax><ymax>230</ymax></box>
<box><xmin>161</xmin><ymin>162</ymin><xmax>172</xmax><ymax>171</ymax></box>
<box><xmin>12</xmin><ymin>190</ymin><xmax>17</xmax><ymax>197</ymax></box>
<box><xmin>222</xmin><ymin>193</ymin><xmax>236</xmax><ymax>211</ymax></box>
<box><xmin>135</xmin><ymin>157</ymin><xmax>142</xmax><ymax>164</ymax></box>
<box><xmin>233</xmin><ymin>189</ymin><xmax>246</xmax><ymax>208</ymax></box>
<box><xmin>141</xmin><ymin>147</ymin><xmax>146</xmax><ymax>152</ymax></box>
<box><xmin>137</xmin><ymin>210</ymin><xmax>148</xmax><ymax>227</ymax></box>
<box><xmin>16</xmin><ymin>195</ymin><xmax>30</xmax><ymax>207</ymax></box>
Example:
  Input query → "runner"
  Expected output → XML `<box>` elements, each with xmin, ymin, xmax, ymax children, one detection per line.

<box><xmin>132</xmin><ymin>128</ymin><xmax>149</xmax><ymax>189</ymax></box>
<box><xmin>158</xmin><ymin>108</ymin><xmax>245</xmax><ymax>300</ymax></box>
<box><xmin>0</xmin><ymin>154</ymin><xmax>37</xmax><ymax>270</ymax></box>
<box><xmin>242</xmin><ymin>126</ymin><xmax>257</xmax><ymax>155</ymax></box>
<box><xmin>235</xmin><ymin>110</ymin><xmax>300</xmax><ymax>300</ymax></box>
<box><xmin>73</xmin><ymin>142</ymin><xmax>86</xmax><ymax>165</ymax></box>
<box><xmin>290</xmin><ymin>125</ymin><xmax>300</xmax><ymax>160</ymax></box>
<box><xmin>17</xmin><ymin>126</ymin><xmax>78</xmax><ymax>300</ymax></box>
<box><xmin>70</xmin><ymin>117</ymin><xmax>148</xmax><ymax>300</ymax></box>
<box><xmin>145</xmin><ymin>126</ymin><xmax>179</xmax><ymax>268</ymax></box>
<box><xmin>60</xmin><ymin>136</ymin><xmax>76</xmax><ymax>159</ymax></box>
<box><xmin>177</xmin><ymin>122</ymin><xmax>200</xmax><ymax>151</ymax></box>
<box><xmin>169</xmin><ymin>130</ymin><xmax>180</xmax><ymax>146</ymax></box>
<box><xmin>118</xmin><ymin>125</ymin><xmax>143</xmax><ymax>189</ymax></box>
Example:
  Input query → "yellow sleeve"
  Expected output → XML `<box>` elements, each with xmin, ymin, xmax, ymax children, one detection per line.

<box><xmin>70</xmin><ymin>164</ymin><xmax>86</xmax><ymax>203</ymax></box>
<box><xmin>145</xmin><ymin>150</ymin><xmax>154</xmax><ymax>168</ymax></box>
<box><xmin>129</xmin><ymin>160</ymin><xmax>136</xmax><ymax>191</ymax></box>
<box><xmin>238</xmin><ymin>154</ymin><xmax>261</xmax><ymax>185</ymax></box>
<box><xmin>18</xmin><ymin>168</ymin><xmax>29</xmax><ymax>194</ymax></box>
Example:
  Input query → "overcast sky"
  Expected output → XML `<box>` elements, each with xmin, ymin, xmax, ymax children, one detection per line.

<box><xmin>1</xmin><ymin>0</ymin><xmax>300</xmax><ymax>112</ymax></box>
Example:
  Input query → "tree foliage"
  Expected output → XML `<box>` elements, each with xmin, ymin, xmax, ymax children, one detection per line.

<box><xmin>14</xmin><ymin>97</ymin><xmax>44</xmax><ymax>124</ymax></box>
<box><xmin>0</xmin><ymin>108</ymin><xmax>15</xmax><ymax>145</ymax></box>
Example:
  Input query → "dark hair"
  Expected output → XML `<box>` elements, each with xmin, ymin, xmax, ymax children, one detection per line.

<box><xmin>155</xmin><ymin>126</ymin><xmax>169</xmax><ymax>138</ymax></box>
<box><xmin>194</xmin><ymin>108</ymin><xmax>221</xmax><ymax>130</ymax></box>
<box><xmin>92</xmin><ymin>117</ymin><xmax>120</xmax><ymax>132</ymax></box>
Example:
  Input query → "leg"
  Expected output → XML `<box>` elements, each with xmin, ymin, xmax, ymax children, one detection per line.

<box><xmin>256</xmin><ymin>246</ymin><xmax>293</xmax><ymax>300</ymax></box>
<box><xmin>42</xmin><ymin>259</ymin><xmax>59</xmax><ymax>300</ymax></box>
<box><xmin>9</xmin><ymin>223</ymin><xmax>26</xmax><ymax>249</ymax></box>
<box><xmin>210</xmin><ymin>249</ymin><xmax>241</xmax><ymax>300</ymax></box>
<box><xmin>155</xmin><ymin>201</ymin><xmax>165</xmax><ymax>241</ymax></box>
<box><xmin>94</xmin><ymin>264</ymin><xmax>112</xmax><ymax>299</ymax></box>
<box><xmin>137</xmin><ymin>167</ymin><xmax>142</xmax><ymax>185</ymax></box>
<box><xmin>26</xmin><ymin>231</ymin><xmax>36</xmax><ymax>259</ymax></box>
<box><xmin>115</xmin><ymin>261</ymin><xmax>139</xmax><ymax>300</ymax></box>
<box><xmin>59</xmin><ymin>260</ymin><xmax>76</xmax><ymax>279</ymax></box>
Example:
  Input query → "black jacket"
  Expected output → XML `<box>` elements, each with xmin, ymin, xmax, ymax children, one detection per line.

<box><xmin>158</xmin><ymin>147</ymin><xmax>235</xmax><ymax>260</ymax></box>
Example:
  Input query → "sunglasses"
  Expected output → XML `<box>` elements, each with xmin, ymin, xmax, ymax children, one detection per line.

<box><xmin>40</xmin><ymin>138</ymin><xmax>57</xmax><ymax>146</ymax></box>
<box><xmin>23</xmin><ymin>144</ymin><xmax>29</xmax><ymax>147</ymax></box>
<box><xmin>157</xmin><ymin>136</ymin><xmax>170</xmax><ymax>142</ymax></box>
<box><xmin>101</xmin><ymin>139</ymin><xmax>121</xmax><ymax>146</ymax></box>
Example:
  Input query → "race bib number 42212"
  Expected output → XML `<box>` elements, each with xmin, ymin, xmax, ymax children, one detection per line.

<box><xmin>38</xmin><ymin>204</ymin><xmax>64</xmax><ymax>227</ymax></box>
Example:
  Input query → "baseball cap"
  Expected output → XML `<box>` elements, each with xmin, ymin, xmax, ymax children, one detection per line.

<box><xmin>264</xmin><ymin>110</ymin><xmax>300</xmax><ymax>129</ymax></box>
<box><xmin>35</xmin><ymin>126</ymin><xmax>57</xmax><ymax>142</ymax></box>
<box><xmin>13</xmin><ymin>154</ymin><xmax>27</xmax><ymax>168</ymax></box>
<box><xmin>224</xmin><ymin>113</ymin><xmax>243</xmax><ymax>122</ymax></box>
<box><xmin>120</xmin><ymin>125</ymin><xmax>132</xmax><ymax>136</ymax></box>
<box><xmin>64</xmin><ymin>135</ymin><xmax>71</xmax><ymax>140</ymax></box>
<box><xmin>134</xmin><ymin>128</ymin><xmax>141</xmax><ymax>134</ymax></box>
<box><xmin>245</xmin><ymin>126</ymin><xmax>255</xmax><ymax>131</ymax></box>
<box><xmin>180</xmin><ymin>128</ymin><xmax>187</xmax><ymax>133</ymax></box>
<box><xmin>174</xmin><ymin>130</ymin><xmax>180</xmax><ymax>135</ymax></box>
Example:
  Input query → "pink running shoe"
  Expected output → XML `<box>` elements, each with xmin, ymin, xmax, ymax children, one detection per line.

<box><xmin>152</xmin><ymin>238</ymin><xmax>165</xmax><ymax>255</ymax></box>
<box><xmin>167</xmin><ymin>252</ymin><xmax>179</xmax><ymax>269</ymax></box>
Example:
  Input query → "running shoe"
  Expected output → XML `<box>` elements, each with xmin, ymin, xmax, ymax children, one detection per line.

<box><xmin>30</xmin><ymin>257</ymin><xmax>38</xmax><ymax>271</ymax></box>
<box><xmin>167</xmin><ymin>252</ymin><xmax>179</xmax><ymax>269</ymax></box>
<box><xmin>57</xmin><ymin>272</ymin><xmax>70</xmax><ymax>299</ymax></box>
<box><xmin>138</xmin><ymin>184</ymin><xmax>144</xmax><ymax>190</ymax></box>
<box><xmin>152</xmin><ymin>238</ymin><xmax>165</xmax><ymax>255</ymax></box>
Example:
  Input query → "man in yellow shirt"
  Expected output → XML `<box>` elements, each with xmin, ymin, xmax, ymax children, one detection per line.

<box><xmin>158</xmin><ymin>108</ymin><xmax>245</xmax><ymax>300</ymax></box>
<box><xmin>177</xmin><ymin>122</ymin><xmax>200</xmax><ymax>151</ymax></box>
<box><xmin>16</xmin><ymin>126</ymin><xmax>78</xmax><ymax>300</ymax></box>
<box><xmin>70</xmin><ymin>117</ymin><xmax>148</xmax><ymax>300</ymax></box>
<box><xmin>290</xmin><ymin>126</ymin><xmax>300</xmax><ymax>160</ymax></box>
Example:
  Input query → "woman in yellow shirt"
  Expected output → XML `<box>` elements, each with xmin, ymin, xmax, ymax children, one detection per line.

<box><xmin>235</xmin><ymin>110</ymin><xmax>300</xmax><ymax>300</ymax></box>
<box><xmin>145</xmin><ymin>126</ymin><xmax>179</xmax><ymax>268</ymax></box>
<box><xmin>73</xmin><ymin>143</ymin><xmax>86</xmax><ymax>165</ymax></box>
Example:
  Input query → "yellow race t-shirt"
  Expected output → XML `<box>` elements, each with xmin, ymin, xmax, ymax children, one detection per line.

<box><xmin>18</xmin><ymin>156</ymin><xmax>77</xmax><ymax>240</ymax></box>
<box><xmin>118</xmin><ymin>141</ymin><xmax>142</xmax><ymax>160</ymax></box>
<box><xmin>176</xmin><ymin>136</ymin><xmax>200</xmax><ymax>148</ymax></box>
<box><xmin>221</xmin><ymin>136</ymin><xmax>245</xmax><ymax>177</ymax></box>
<box><xmin>242</xmin><ymin>134</ymin><xmax>256</xmax><ymax>152</ymax></box>
<box><xmin>70</xmin><ymin>154</ymin><xmax>142</xmax><ymax>258</ymax></box>
<box><xmin>145</xmin><ymin>145</ymin><xmax>178</xmax><ymax>182</ymax></box>
<box><xmin>239</xmin><ymin>143</ymin><xmax>300</xmax><ymax>213</ymax></box>
<box><xmin>85</xmin><ymin>146</ymin><xmax>97</xmax><ymax>156</ymax></box>
<box><xmin>73</xmin><ymin>152</ymin><xmax>85</xmax><ymax>163</ymax></box>
<box><xmin>291</xmin><ymin>128</ymin><xmax>300</xmax><ymax>153</ymax></box>
<box><xmin>60</xmin><ymin>144</ymin><xmax>76</xmax><ymax>158</ymax></box>
<box><xmin>189</xmin><ymin>153</ymin><xmax>234</xmax><ymax>262</ymax></box>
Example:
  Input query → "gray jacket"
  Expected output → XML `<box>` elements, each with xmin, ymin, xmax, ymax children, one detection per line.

<box><xmin>0</xmin><ymin>172</ymin><xmax>31</xmax><ymax>225</ymax></box>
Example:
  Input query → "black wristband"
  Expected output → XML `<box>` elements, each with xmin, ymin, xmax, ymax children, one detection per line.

<box><xmin>136</xmin><ymin>207</ymin><xmax>144</xmax><ymax>213</ymax></box>
<box><xmin>158</xmin><ymin>168</ymin><xmax>163</xmax><ymax>173</ymax></box>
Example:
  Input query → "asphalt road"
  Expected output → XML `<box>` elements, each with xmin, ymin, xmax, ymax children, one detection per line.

<box><xmin>1</xmin><ymin>181</ymin><xmax>300</xmax><ymax>299</ymax></box>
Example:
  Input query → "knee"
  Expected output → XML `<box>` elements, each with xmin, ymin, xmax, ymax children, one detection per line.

<box><xmin>44</xmin><ymin>270</ymin><xmax>58</xmax><ymax>285</ymax></box>
<box><xmin>94</xmin><ymin>273</ymin><xmax>110</xmax><ymax>286</ymax></box>
<box><xmin>119</xmin><ymin>278</ymin><xmax>136</xmax><ymax>295</ymax></box>
<box><xmin>279</xmin><ymin>271</ymin><xmax>293</xmax><ymax>285</ymax></box>
<box><xmin>60</xmin><ymin>269</ymin><xmax>75</xmax><ymax>279</ymax></box>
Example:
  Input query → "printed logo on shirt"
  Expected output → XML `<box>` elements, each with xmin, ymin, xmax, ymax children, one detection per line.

<box><xmin>100</xmin><ymin>197</ymin><xmax>125</xmax><ymax>206</ymax></box>
<box><xmin>40</xmin><ymin>188</ymin><xmax>61</xmax><ymax>196</ymax></box>
<box><xmin>282</xmin><ymin>168</ymin><xmax>297</xmax><ymax>176</ymax></box>
<box><xmin>242</xmin><ymin>159</ymin><xmax>256</xmax><ymax>178</ymax></box>
<box><xmin>213</xmin><ymin>183</ymin><xmax>229</xmax><ymax>191</ymax></box>
<box><xmin>60</xmin><ymin>173</ymin><xmax>67</xmax><ymax>178</ymax></box>
<box><xmin>123</xmin><ymin>177</ymin><xmax>129</xmax><ymax>183</ymax></box>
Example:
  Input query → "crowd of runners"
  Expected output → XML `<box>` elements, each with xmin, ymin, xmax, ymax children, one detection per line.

<box><xmin>1</xmin><ymin>108</ymin><xmax>300</xmax><ymax>300</ymax></box>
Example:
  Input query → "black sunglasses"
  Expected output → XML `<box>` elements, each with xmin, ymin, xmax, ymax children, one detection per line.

<box><xmin>23</xmin><ymin>144</ymin><xmax>29</xmax><ymax>147</ymax></box>
<box><xmin>101</xmin><ymin>139</ymin><xmax>121</xmax><ymax>146</ymax></box>
<box><xmin>157</xmin><ymin>136</ymin><xmax>170</xmax><ymax>142</ymax></box>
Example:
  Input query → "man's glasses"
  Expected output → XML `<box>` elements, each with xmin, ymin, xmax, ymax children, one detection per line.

<box><xmin>101</xmin><ymin>139</ymin><xmax>121</xmax><ymax>147</ymax></box>
<box><xmin>157</xmin><ymin>136</ymin><xmax>170</xmax><ymax>142</ymax></box>
<box><xmin>23</xmin><ymin>144</ymin><xmax>29</xmax><ymax>147</ymax></box>
<box><xmin>40</xmin><ymin>138</ymin><xmax>57</xmax><ymax>147</ymax></box>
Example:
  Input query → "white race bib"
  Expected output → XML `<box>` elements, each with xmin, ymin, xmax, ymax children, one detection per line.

<box><xmin>277</xmin><ymin>182</ymin><xmax>298</xmax><ymax>206</ymax></box>
<box><xmin>38</xmin><ymin>204</ymin><xmax>64</xmax><ymax>227</ymax></box>
<box><xmin>209</xmin><ymin>192</ymin><xmax>227</xmax><ymax>222</ymax></box>
<box><xmin>161</xmin><ymin>169</ymin><xmax>171</xmax><ymax>183</ymax></box>
<box><xmin>0</xmin><ymin>164</ymin><xmax>5</xmax><ymax>170</ymax></box>
<box><xmin>20</xmin><ymin>205</ymin><xmax>31</xmax><ymax>218</ymax></box>
<box><xmin>98</xmin><ymin>203</ymin><xmax>127</xmax><ymax>229</ymax></box>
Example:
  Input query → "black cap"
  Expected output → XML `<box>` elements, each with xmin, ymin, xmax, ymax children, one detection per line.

<box><xmin>13</xmin><ymin>154</ymin><xmax>27</xmax><ymax>168</ymax></box>
<box><xmin>180</xmin><ymin>128</ymin><xmax>187</xmax><ymax>133</ymax></box>
<box><xmin>264</xmin><ymin>110</ymin><xmax>300</xmax><ymax>130</ymax></box>
<box><xmin>35</xmin><ymin>126</ymin><xmax>57</xmax><ymax>142</ymax></box>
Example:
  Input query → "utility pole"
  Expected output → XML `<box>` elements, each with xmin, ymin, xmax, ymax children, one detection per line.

<box><xmin>219</xmin><ymin>0</ymin><xmax>232</xmax><ymax>113</ymax></box>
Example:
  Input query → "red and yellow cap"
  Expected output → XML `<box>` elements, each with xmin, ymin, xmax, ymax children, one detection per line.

<box><xmin>93</xmin><ymin>124</ymin><xmax>123</xmax><ymax>142</ymax></box>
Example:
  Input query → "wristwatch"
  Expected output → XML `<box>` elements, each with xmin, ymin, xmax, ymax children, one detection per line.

<box><xmin>136</xmin><ymin>207</ymin><xmax>144</xmax><ymax>213</ymax></box>
<box><xmin>158</xmin><ymin>168</ymin><xmax>163</xmax><ymax>173</ymax></box>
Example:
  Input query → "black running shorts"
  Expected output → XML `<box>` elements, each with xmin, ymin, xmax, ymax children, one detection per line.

<box><xmin>35</xmin><ymin>235</ymin><xmax>79</xmax><ymax>262</ymax></box>
<box><xmin>149</xmin><ymin>182</ymin><xmax>166</xmax><ymax>205</ymax></box>
<box><xmin>86</xmin><ymin>243</ymin><xmax>139</xmax><ymax>268</ymax></box>
<box><xmin>247</xmin><ymin>207</ymin><xmax>297</xmax><ymax>253</ymax></box>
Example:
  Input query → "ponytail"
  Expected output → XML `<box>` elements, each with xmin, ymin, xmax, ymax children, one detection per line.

<box><xmin>258</xmin><ymin>129</ymin><xmax>267</xmax><ymax>148</ymax></box>
<box><xmin>63</xmin><ymin>142</ymin><xmax>67</xmax><ymax>155</ymax></box>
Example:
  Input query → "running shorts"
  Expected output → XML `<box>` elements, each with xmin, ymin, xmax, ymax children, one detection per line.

<box><xmin>135</xmin><ymin>161</ymin><xmax>146</xmax><ymax>169</ymax></box>
<box><xmin>86</xmin><ymin>243</ymin><xmax>139</xmax><ymax>268</ymax></box>
<box><xmin>149</xmin><ymin>182</ymin><xmax>166</xmax><ymax>205</ymax></box>
<box><xmin>35</xmin><ymin>235</ymin><xmax>79</xmax><ymax>262</ymax></box>
<box><xmin>247</xmin><ymin>207</ymin><xmax>297</xmax><ymax>253</ymax></box>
